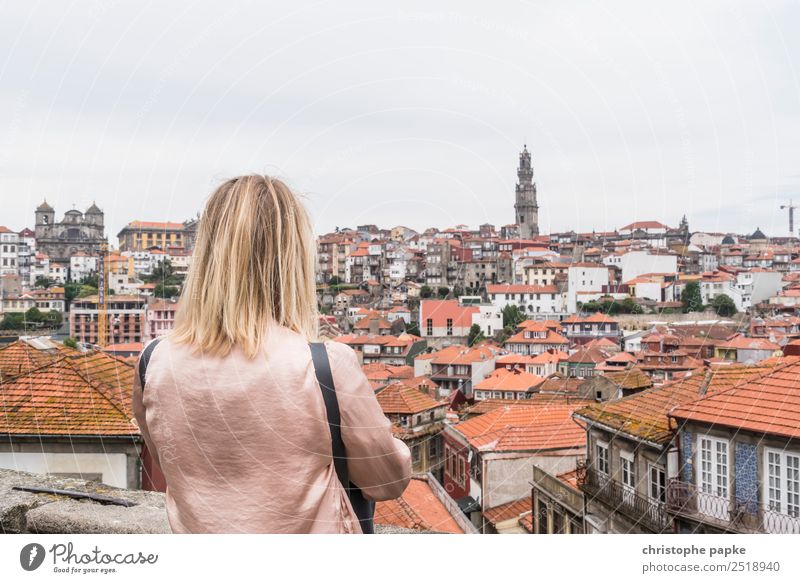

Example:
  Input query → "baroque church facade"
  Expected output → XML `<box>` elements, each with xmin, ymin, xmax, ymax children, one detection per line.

<box><xmin>514</xmin><ymin>145</ymin><xmax>540</xmax><ymax>238</ymax></box>
<box><xmin>34</xmin><ymin>200</ymin><xmax>107</xmax><ymax>264</ymax></box>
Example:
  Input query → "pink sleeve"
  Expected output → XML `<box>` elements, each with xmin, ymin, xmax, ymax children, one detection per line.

<box><xmin>326</xmin><ymin>342</ymin><xmax>412</xmax><ymax>501</ymax></box>
<box><xmin>132</xmin><ymin>349</ymin><xmax>164</xmax><ymax>478</ymax></box>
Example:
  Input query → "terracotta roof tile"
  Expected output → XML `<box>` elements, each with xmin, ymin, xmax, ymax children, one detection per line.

<box><xmin>474</xmin><ymin>368</ymin><xmax>544</xmax><ymax>391</ymax></box>
<box><xmin>576</xmin><ymin>363</ymin><xmax>783</xmax><ymax>444</ymax></box>
<box><xmin>0</xmin><ymin>339</ymin><xmax>77</xmax><ymax>382</ymax></box>
<box><xmin>483</xmin><ymin>497</ymin><xmax>531</xmax><ymax>526</ymax></box>
<box><xmin>375</xmin><ymin>382</ymin><xmax>444</xmax><ymax>414</ymax></box>
<box><xmin>669</xmin><ymin>358</ymin><xmax>800</xmax><ymax>439</ymax></box>
<box><xmin>375</xmin><ymin>476</ymin><xmax>464</xmax><ymax>533</ymax></box>
<box><xmin>0</xmin><ymin>354</ymin><xmax>138</xmax><ymax>436</ymax></box>
<box><xmin>451</xmin><ymin>403</ymin><xmax>586</xmax><ymax>451</ymax></box>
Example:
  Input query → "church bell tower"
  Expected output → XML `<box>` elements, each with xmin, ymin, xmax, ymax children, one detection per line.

<box><xmin>514</xmin><ymin>145</ymin><xmax>539</xmax><ymax>238</ymax></box>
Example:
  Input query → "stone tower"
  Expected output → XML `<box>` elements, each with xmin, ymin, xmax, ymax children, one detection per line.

<box><xmin>514</xmin><ymin>145</ymin><xmax>539</xmax><ymax>238</ymax></box>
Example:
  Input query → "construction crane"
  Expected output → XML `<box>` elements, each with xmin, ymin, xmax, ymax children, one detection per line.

<box><xmin>780</xmin><ymin>200</ymin><xmax>797</xmax><ymax>236</ymax></box>
<box><xmin>97</xmin><ymin>243</ymin><xmax>109</xmax><ymax>348</ymax></box>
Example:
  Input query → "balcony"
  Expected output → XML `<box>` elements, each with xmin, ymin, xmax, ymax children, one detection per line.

<box><xmin>577</xmin><ymin>463</ymin><xmax>669</xmax><ymax>532</ymax></box>
<box><xmin>666</xmin><ymin>479</ymin><xmax>800</xmax><ymax>534</ymax></box>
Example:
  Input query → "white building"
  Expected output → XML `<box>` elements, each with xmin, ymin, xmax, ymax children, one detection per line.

<box><xmin>69</xmin><ymin>253</ymin><xmax>98</xmax><ymax>282</ymax></box>
<box><xmin>48</xmin><ymin>263</ymin><xmax>67</xmax><ymax>284</ymax></box>
<box><xmin>604</xmin><ymin>250</ymin><xmax>678</xmax><ymax>283</ymax></box>
<box><xmin>0</xmin><ymin>227</ymin><xmax>20</xmax><ymax>277</ymax></box>
<box><xmin>567</xmin><ymin>263</ymin><xmax>610</xmax><ymax>313</ymax></box>
<box><xmin>487</xmin><ymin>283</ymin><xmax>567</xmax><ymax>319</ymax></box>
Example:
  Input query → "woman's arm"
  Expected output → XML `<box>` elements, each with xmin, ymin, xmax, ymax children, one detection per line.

<box><xmin>132</xmin><ymin>348</ymin><xmax>164</xmax><ymax>479</ymax></box>
<box><xmin>326</xmin><ymin>342</ymin><xmax>412</xmax><ymax>501</ymax></box>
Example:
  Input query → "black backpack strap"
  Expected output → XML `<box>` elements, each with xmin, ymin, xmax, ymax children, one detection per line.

<box><xmin>138</xmin><ymin>337</ymin><xmax>163</xmax><ymax>390</ymax></box>
<box><xmin>309</xmin><ymin>342</ymin><xmax>349</xmax><ymax>493</ymax></box>
<box><xmin>309</xmin><ymin>342</ymin><xmax>375</xmax><ymax>534</ymax></box>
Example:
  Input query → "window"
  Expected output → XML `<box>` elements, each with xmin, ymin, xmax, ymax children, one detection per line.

<box><xmin>649</xmin><ymin>465</ymin><xmax>666</xmax><ymax>504</ymax></box>
<box><xmin>535</xmin><ymin>498</ymin><xmax>548</xmax><ymax>534</ymax></box>
<box><xmin>411</xmin><ymin>445</ymin><xmax>420</xmax><ymax>464</ymax></box>
<box><xmin>764</xmin><ymin>448</ymin><xmax>800</xmax><ymax>522</ymax></box>
<box><xmin>621</xmin><ymin>453</ymin><xmax>635</xmax><ymax>491</ymax></box>
<box><xmin>426</xmin><ymin>318</ymin><xmax>433</xmax><ymax>336</ymax></box>
<box><xmin>697</xmin><ymin>434</ymin><xmax>729</xmax><ymax>520</ymax></box>
<box><xmin>552</xmin><ymin>510</ymin><xmax>564</xmax><ymax>534</ymax></box>
<box><xmin>446</xmin><ymin>318</ymin><xmax>453</xmax><ymax>336</ymax></box>
<box><xmin>428</xmin><ymin>436</ymin><xmax>440</xmax><ymax>459</ymax></box>
<box><xmin>596</xmin><ymin>441</ymin><xmax>609</xmax><ymax>475</ymax></box>
<box><xmin>445</xmin><ymin>446</ymin><xmax>453</xmax><ymax>477</ymax></box>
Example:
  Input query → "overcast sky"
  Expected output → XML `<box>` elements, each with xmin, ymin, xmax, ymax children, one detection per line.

<box><xmin>1</xmin><ymin>1</ymin><xmax>799</xmax><ymax>240</ymax></box>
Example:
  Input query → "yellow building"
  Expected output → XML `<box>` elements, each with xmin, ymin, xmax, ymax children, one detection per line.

<box><xmin>117</xmin><ymin>221</ymin><xmax>186</xmax><ymax>252</ymax></box>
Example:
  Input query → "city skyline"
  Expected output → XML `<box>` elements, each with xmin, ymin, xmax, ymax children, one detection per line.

<box><xmin>1</xmin><ymin>1</ymin><xmax>799</xmax><ymax>239</ymax></box>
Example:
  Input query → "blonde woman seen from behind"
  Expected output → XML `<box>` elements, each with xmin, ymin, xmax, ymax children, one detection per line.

<box><xmin>132</xmin><ymin>175</ymin><xmax>412</xmax><ymax>533</ymax></box>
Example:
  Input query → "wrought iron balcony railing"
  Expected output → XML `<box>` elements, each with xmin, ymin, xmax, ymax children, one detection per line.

<box><xmin>577</xmin><ymin>463</ymin><xmax>670</xmax><ymax>532</ymax></box>
<box><xmin>666</xmin><ymin>478</ymin><xmax>800</xmax><ymax>534</ymax></box>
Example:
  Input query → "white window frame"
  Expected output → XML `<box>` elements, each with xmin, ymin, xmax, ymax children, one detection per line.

<box><xmin>649</xmin><ymin>464</ymin><xmax>667</xmax><ymax>504</ymax></box>
<box><xmin>596</xmin><ymin>439</ymin><xmax>609</xmax><ymax>476</ymax></box>
<box><xmin>620</xmin><ymin>451</ymin><xmax>635</xmax><ymax>490</ymax></box>
<box><xmin>697</xmin><ymin>434</ymin><xmax>730</xmax><ymax>520</ymax></box>
<box><xmin>763</xmin><ymin>447</ymin><xmax>800</xmax><ymax>533</ymax></box>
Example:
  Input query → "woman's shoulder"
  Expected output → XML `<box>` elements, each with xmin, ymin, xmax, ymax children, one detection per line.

<box><xmin>320</xmin><ymin>339</ymin><xmax>359</xmax><ymax>368</ymax></box>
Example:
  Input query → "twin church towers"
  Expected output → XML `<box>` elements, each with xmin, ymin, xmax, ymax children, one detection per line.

<box><xmin>514</xmin><ymin>145</ymin><xmax>540</xmax><ymax>238</ymax></box>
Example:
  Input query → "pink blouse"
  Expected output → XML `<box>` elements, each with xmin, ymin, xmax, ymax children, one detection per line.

<box><xmin>132</xmin><ymin>325</ymin><xmax>412</xmax><ymax>533</ymax></box>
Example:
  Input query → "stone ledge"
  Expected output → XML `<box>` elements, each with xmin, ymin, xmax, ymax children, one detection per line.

<box><xmin>0</xmin><ymin>468</ymin><xmax>424</xmax><ymax>534</ymax></box>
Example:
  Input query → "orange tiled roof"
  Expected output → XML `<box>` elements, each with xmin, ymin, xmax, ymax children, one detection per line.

<box><xmin>483</xmin><ymin>497</ymin><xmax>531</xmax><ymax>526</ymax></box>
<box><xmin>669</xmin><ymin>358</ymin><xmax>800</xmax><ymax>439</ymax></box>
<box><xmin>362</xmin><ymin>363</ymin><xmax>414</xmax><ymax>381</ymax></box>
<box><xmin>124</xmin><ymin>220</ymin><xmax>185</xmax><ymax>231</ymax></box>
<box><xmin>601</xmin><ymin>367</ymin><xmax>653</xmax><ymax>390</ymax></box>
<box><xmin>0</xmin><ymin>339</ymin><xmax>77</xmax><ymax>382</ymax></box>
<box><xmin>717</xmin><ymin>334</ymin><xmax>780</xmax><ymax>351</ymax></box>
<box><xmin>451</xmin><ymin>403</ymin><xmax>586</xmax><ymax>451</ymax></box>
<box><xmin>575</xmin><ymin>363</ymin><xmax>784</xmax><ymax>444</ymax></box>
<box><xmin>0</xmin><ymin>354</ymin><xmax>138</xmax><ymax>436</ymax></box>
<box><xmin>375</xmin><ymin>382</ymin><xmax>444</xmax><ymax>414</ymax></box>
<box><xmin>430</xmin><ymin>344</ymin><xmax>500</xmax><ymax>366</ymax></box>
<box><xmin>474</xmin><ymin>368</ymin><xmax>543</xmax><ymax>391</ymax></box>
<box><xmin>375</xmin><ymin>476</ymin><xmax>464</xmax><ymax>533</ymax></box>
<box><xmin>505</xmin><ymin>329</ymin><xmax>569</xmax><ymax>346</ymax></box>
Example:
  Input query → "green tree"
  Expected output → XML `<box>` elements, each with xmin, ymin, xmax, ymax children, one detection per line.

<box><xmin>0</xmin><ymin>313</ymin><xmax>24</xmax><ymax>330</ymax></box>
<box><xmin>63</xmin><ymin>337</ymin><xmax>79</xmax><ymax>349</ymax></box>
<box><xmin>25</xmin><ymin>307</ymin><xmax>44</xmax><ymax>323</ymax></box>
<box><xmin>501</xmin><ymin>304</ymin><xmax>526</xmax><ymax>329</ymax></box>
<box><xmin>420</xmin><ymin>285</ymin><xmax>433</xmax><ymax>299</ymax></box>
<box><xmin>64</xmin><ymin>282</ymin><xmax>82</xmax><ymax>304</ymax></box>
<box><xmin>144</xmin><ymin>259</ymin><xmax>183</xmax><ymax>287</ymax></box>
<box><xmin>44</xmin><ymin>311</ymin><xmax>63</xmax><ymax>327</ymax></box>
<box><xmin>154</xmin><ymin>283</ymin><xmax>180</xmax><ymax>299</ymax></box>
<box><xmin>682</xmin><ymin>281</ymin><xmax>704</xmax><ymax>312</ymax></box>
<box><xmin>437</xmin><ymin>286</ymin><xmax>450</xmax><ymax>299</ymax></box>
<box><xmin>328</xmin><ymin>275</ymin><xmax>342</xmax><ymax>286</ymax></box>
<box><xmin>620</xmin><ymin>297</ymin><xmax>643</xmax><ymax>314</ymax></box>
<box><xmin>406</xmin><ymin>322</ymin><xmax>420</xmax><ymax>336</ymax></box>
<box><xmin>467</xmin><ymin>324</ymin><xmax>486</xmax><ymax>346</ymax></box>
<box><xmin>34</xmin><ymin>276</ymin><xmax>55</xmax><ymax>289</ymax></box>
<box><xmin>711</xmin><ymin>294</ymin><xmax>737</xmax><ymax>317</ymax></box>
<box><xmin>78</xmin><ymin>285</ymin><xmax>98</xmax><ymax>298</ymax></box>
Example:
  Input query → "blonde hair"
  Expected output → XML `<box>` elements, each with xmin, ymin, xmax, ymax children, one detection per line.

<box><xmin>171</xmin><ymin>175</ymin><xmax>318</xmax><ymax>357</ymax></box>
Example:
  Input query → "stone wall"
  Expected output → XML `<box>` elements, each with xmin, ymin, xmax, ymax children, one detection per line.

<box><xmin>0</xmin><ymin>468</ymin><xmax>422</xmax><ymax>534</ymax></box>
